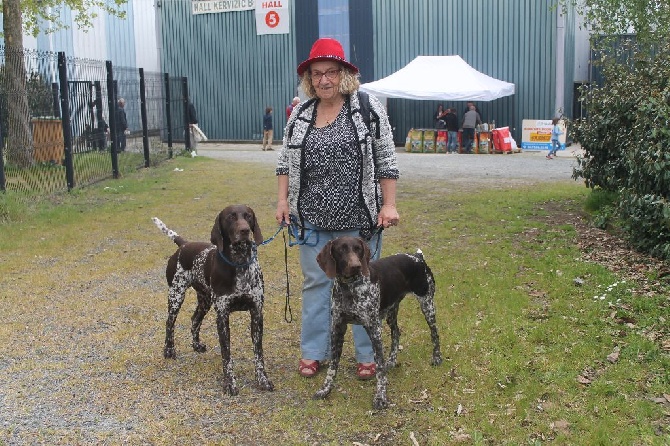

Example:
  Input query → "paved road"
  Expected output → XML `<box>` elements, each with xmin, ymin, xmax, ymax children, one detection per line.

<box><xmin>197</xmin><ymin>143</ymin><xmax>584</xmax><ymax>185</ymax></box>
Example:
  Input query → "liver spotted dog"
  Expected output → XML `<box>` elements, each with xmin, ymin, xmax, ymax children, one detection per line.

<box><xmin>152</xmin><ymin>205</ymin><xmax>273</xmax><ymax>395</ymax></box>
<box><xmin>314</xmin><ymin>236</ymin><xmax>442</xmax><ymax>409</ymax></box>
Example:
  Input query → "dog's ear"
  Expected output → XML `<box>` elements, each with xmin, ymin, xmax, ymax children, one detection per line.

<box><xmin>358</xmin><ymin>238</ymin><xmax>371</xmax><ymax>277</ymax></box>
<box><xmin>248</xmin><ymin>207</ymin><xmax>263</xmax><ymax>245</ymax></box>
<box><xmin>210</xmin><ymin>212</ymin><xmax>224</xmax><ymax>251</ymax></box>
<box><xmin>316</xmin><ymin>240</ymin><xmax>337</xmax><ymax>279</ymax></box>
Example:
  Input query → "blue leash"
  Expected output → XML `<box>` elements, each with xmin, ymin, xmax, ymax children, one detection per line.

<box><xmin>259</xmin><ymin>224</ymin><xmax>285</xmax><ymax>246</ymax></box>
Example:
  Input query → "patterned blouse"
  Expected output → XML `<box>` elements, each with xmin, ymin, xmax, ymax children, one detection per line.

<box><xmin>300</xmin><ymin>102</ymin><xmax>368</xmax><ymax>230</ymax></box>
<box><xmin>277</xmin><ymin>91</ymin><xmax>399</xmax><ymax>233</ymax></box>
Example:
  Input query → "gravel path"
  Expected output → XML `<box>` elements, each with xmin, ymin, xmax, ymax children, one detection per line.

<box><xmin>197</xmin><ymin>143</ymin><xmax>584</xmax><ymax>184</ymax></box>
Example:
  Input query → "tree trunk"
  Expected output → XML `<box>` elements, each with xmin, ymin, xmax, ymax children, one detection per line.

<box><xmin>3</xmin><ymin>0</ymin><xmax>33</xmax><ymax>167</ymax></box>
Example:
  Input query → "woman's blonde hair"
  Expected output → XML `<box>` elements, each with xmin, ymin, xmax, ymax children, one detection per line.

<box><xmin>299</xmin><ymin>64</ymin><xmax>361</xmax><ymax>98</ymax></box>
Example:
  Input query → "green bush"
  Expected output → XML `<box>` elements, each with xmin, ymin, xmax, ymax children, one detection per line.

<box><xmin>573</xmin><ymin>39</ymin><xmax>670</xmax><ymax>259</ymax></box>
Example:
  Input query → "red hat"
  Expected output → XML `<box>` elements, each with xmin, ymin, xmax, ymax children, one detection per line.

<box><xmin>297</xmin><ymin>38</ymin><xmax>359</xmax><ymax>76</ymax></box>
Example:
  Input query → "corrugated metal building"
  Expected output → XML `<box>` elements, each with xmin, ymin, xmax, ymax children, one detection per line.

<box><xmin>158</xmin><ymin>0</ymin><xmax>586</xmax><ymax>143</ymax></box>
<box><xmin>3</xmin><ymin>0</ymin><xmax>587</xmax><ymax>144</ymax></box>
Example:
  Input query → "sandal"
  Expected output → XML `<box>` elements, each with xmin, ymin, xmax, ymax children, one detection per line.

<box><xmin>356</xmin><ymin>362</ymin><xmax>376</xmax><ymax>380</ymax></box>
<box><xmin>298</xmin><ymin>359</ymin><xmax>319</xmax><ymax>378</ymax></box>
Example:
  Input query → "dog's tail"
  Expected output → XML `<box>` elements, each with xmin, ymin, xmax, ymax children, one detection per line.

<box><xmin>415</xmin><ymin>248</ymin><xmax>424</xmax><ymax>261</ymax></box>
<box><xmin>152</xmin><ymin>217</ymin><xmax>188</xmax><ymax>247</ymax></box>
<box><xmin>414</xmin><ymin>248</ymin><xmax>435</xmax><ymax>297</ymax></box>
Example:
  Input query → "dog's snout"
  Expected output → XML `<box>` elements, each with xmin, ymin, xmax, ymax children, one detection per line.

<box><xmin>341</xmin><ymin>254</ymin><xmax>362</xmax><ymax>277</ymax></box>
<box><xmin>238</xmin><ymin>226</ymin><xmax>251</xmax><ymax>239</ymax></box>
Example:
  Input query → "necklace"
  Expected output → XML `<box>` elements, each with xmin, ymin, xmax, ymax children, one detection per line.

<box><xmin>318</xmin><ymin>98</ymin><xmax>344</xmax><ymax>126</ymax></box>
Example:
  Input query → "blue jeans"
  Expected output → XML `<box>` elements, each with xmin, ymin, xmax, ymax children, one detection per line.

<box><xmin>550</xmin><ymin>139</ymin><xmax>560</xmax><ymax>156</ymax></box>
<box><xmin>297</xmin><ymin>220</ymin><xmax>382</xmax><ymax>363</ymax></box>
<box><xmin>447</xmin><ymin>131</ymin><xmax>458</xmax><ymax>152</ymax></box>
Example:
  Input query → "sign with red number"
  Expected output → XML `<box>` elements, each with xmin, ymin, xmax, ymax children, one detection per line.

<box><xmin>255</xmin><ymin>0</ymin><xmax>289</xmax><ymax>35</ymax></box>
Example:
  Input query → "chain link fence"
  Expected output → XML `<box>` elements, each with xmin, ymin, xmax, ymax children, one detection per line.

<box><xmin>0</xmin><ymin>47</ymin><xmax>189</xmax><ymax>198</ymax></box>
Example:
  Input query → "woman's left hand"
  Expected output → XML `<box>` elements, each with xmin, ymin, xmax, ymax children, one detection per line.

<box><xmin>378</xmin><ymin>204</ymin><xmax>400</xmax><ymax>228</ymax></box>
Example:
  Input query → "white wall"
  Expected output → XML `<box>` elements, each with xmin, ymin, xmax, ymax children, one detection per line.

<box><xmin>133</xmin><ymin>0</ymin><xmax>160</xmax><ymax>72</ymax></box>
<box><xmin>5</xmin><ymin>0</ymin><xmax>159</xmax><ymax>71</ymax></box>
<box><xmin>573</xmin><ymin>13</ymin><xmax>591</xmax><ymax>82</ymax></box>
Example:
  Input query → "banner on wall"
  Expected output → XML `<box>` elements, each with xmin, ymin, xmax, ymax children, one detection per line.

<box><xmin>255</xmin><ymin>0</ymin><xmax>290</xmax><ymax>35</ymax></box>
<box><xmin>521</xmin><ymin>119</ymin><xmax>567</xmax><ymax>151</ymax></box>
<box><xmin>192</xmin><ymin>0</ymin><xmax>255</xmax><ymax>15</ymax></box>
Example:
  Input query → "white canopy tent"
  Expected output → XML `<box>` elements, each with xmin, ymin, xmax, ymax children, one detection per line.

<box><xmin>359</xmin><ymin>55</ymin><xmax>515</xmax><ymax>101</ymax></box>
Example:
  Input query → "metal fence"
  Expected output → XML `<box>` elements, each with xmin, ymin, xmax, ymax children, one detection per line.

<box><xmin>0</xmin><ymin>47</ymin><xmax>190</xmax><ymax>197</ymax></box>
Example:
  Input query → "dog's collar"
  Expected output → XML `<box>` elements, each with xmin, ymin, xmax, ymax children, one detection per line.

<box><xmin>217</xmin><ymin>244</ymin><xmax>257</xmax><ymax>268</ymax></box>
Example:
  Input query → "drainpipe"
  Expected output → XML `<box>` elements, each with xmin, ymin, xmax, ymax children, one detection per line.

<box><xmin>555</xmin><ymin>9</ymin><xmax>566</xmax><ymax>118</ymax></box>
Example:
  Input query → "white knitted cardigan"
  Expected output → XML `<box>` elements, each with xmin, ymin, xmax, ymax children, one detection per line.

<box><xmin>276</xmin><ymin>91</ymin><xmax>399</xmax><ymax>232</ymax></box>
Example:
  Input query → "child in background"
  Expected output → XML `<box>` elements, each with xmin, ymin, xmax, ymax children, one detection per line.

<box><xmin>546</xmin><ymin>117</ymin><xmax>563</xmax><ymax>159</ymax></box>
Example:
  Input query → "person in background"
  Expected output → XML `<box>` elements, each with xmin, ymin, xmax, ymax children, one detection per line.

<box><xmin>444</xmin><ymin>107</ymin><xmax>459</xmax><ymax>153</ymax></box>
<box><xmin>286</xmin><ymin>96</ymin><xmax>300</xmax><ymax>120</ymax></box>
<box><xmin>115</xmin><ymin>98</ymin><xmax>128</xmax><ymax>152</ymax></box>
<box><xmin>463</xmin><ymin>101</ymin><xmax>483</xmax><ymax>123</ymax></box>
<box><xmin>275</xmin><ymin>37</ymin><xmax>399</xmax><ymax>380</ymax></box>
<box><xmin>434</xmin><ymin>104</ymin><xmax>447</xmax><ymax>129</ymax></box>
<box><xmin>547</xmin><ymin>117</ymin><xmax>564</xmax><ymax>159</ymax></box>
<box><xmin>461</xmin><ymin>104</ymin><xmax>481</xmax><ymax>154</ymax></box>
<box><xmin>187</xmin><ymin>100</ymin><xmax>199</xmax><ymax>152</ymax></box>
<box><xmin>262</xmin><ymin>107</ymin><xmax>274</xmax><ymax>151</ymax></box>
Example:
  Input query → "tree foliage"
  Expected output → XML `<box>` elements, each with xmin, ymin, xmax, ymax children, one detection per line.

<box><xmin>1</xmin><ymin>0</ymin><xmax>127</xmax><ymax>37</ymax></box>
<box><xmin>557</xmin><ymin>0</ymin><xmax>670</xmax><ymax>52</ymax></box>
<box><xmin>563</xmin><ymin>0</ymin><xmax>670</xmax><ymax>259</ymax></box>
<box><xmin>572</xmin><ymin>39</ymin><xmax>670</xmax><ymax>259</ymax></box>
<box><xmin>1</xmin><ymin>0</ymin><xmax>126</xmax><ymax>167</ymax></box>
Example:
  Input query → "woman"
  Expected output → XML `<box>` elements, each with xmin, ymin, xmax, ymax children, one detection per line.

<box><xmin>435</xmin><ymin>104</ymin><xmax>447</xmax><ymax>129</ymax></box>
<box><xmin>262</xmin><ymin>107</ymin><xmax>273</xmax><ymax>151</ymax></box>
<box><xmin>275</xmin><ymin>38</ymin><xmax>399</xmax><ymax>379</ymax></box>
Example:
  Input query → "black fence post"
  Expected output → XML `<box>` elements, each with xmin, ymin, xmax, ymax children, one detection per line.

<box><xmin>57</xmin><ymin>52</ymin><xmax>75</xmax><ymax>191</ymax></box>
<box><xmin>106</xmin><ymin>61</ymin><xmax>119</xmax><ymax>179</ymax></box>
<box><xmin>139</xmin><ymin>68</ymin><xmax>150</xmax><ymax>167</ymax></box>
<box><xmin>182</xmin><ymin>77</ymin><xmax>190</xmax><ymax>152</ymax></box>
<box><xmin>164</xmin><ymin>73</ymin><xmax>173</xmax><ymax>159</ymax></box>
<box><xmin>0</xmin><ymin>121</ymin><xmax>5</xmax><ymax>192</ymax></box>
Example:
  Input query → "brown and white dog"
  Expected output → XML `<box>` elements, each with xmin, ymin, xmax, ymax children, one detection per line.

<box><xmin>314</xmin><ymin>236</ymin><xmax>442</xmax><ymax>409</ymax></box>
<box><xmin>152</xmin><ymin>205</ymin><xmax>273</xmax><ymax>395</ymax></box>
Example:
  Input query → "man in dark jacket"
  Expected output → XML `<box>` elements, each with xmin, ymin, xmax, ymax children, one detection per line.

<box><xmin>186</xmin><ymin>101</ymin><xmax>198</xmax><ymax>151</ymax></box>
<box><xmin>444</xmin><ymin>108</ymin><xmax>459</xmax><ymax>153</ymax></box>
<box><xmin>115</xmin><ymin>98</ymin><xmax>128</xmax><ymax>152</ymax></box>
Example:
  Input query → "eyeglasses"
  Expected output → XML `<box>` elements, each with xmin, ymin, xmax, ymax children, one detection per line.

<box><xmin>310</xmin><ymin>68</ymin><xmax>341</xmax><ymax>81</ymax></box>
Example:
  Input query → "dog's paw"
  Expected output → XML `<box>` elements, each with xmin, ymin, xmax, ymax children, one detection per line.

<box><xmin>224</xmin><ymin>383</ymin><xmax>239</xmax><ymax>396</ymax></box>
<box><xmin>192</xmin><ymin>342</ymin><xmax>207</xmax><ymax>353</ymax></box>
<box><xmin>163</xmin><ymin>347</ymin><xmax>177</xmax><ymax>359</ymax></box>
<box><xmin>385</xmin><ymin>359</ymin><xmax>398</xmax><ymax>369</ymax></box>
<box><xmin>373</xmin><ymin>395</ymin><xmax>390</xmax><ymax>410</ymax></box>
<box><xmin>431</xmin><ymin>355</ymin><xmax>443</xmax><ymax>366</ymax></box>
<box><xmin>259</xmin><ymin>379</ymin><xmax>274</xmax><ymax>392</ymax></box>
<box><xmin>256</xmin><ymin>372</ymin><xmax>274</xmax><ymax>391</ymax></box>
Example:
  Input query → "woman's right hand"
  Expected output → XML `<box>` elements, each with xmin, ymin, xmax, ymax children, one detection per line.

<box><xmin>276</xmin><ymin>200</ymin><xmax>290</xmax><ymax>226</ymax></box>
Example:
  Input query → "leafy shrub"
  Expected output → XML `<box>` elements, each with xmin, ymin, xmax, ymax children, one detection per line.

<box><xmin>573</xmin><ymin>39</ymin><xmax>670</xmax><ymax>259</ymax></box>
